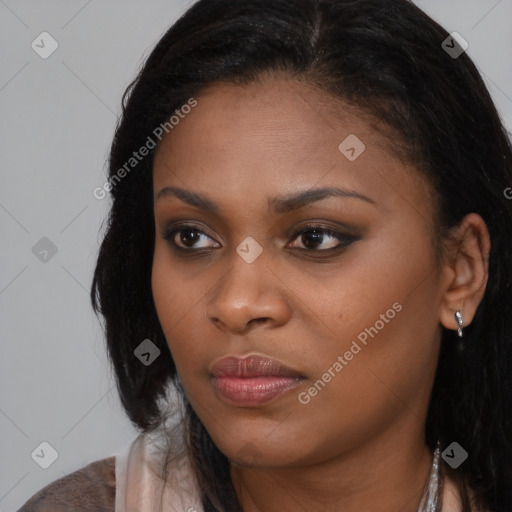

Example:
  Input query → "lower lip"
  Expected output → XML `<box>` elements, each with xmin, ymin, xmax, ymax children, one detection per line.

<box><xmin>211</xmin><ymin>376</ymin><xmax>303</xmax><ymax>406</ymax></box>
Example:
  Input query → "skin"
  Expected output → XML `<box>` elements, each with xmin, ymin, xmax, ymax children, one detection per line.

<box><xmin>151</xmin><ymin>73</ymin><xmax>490</xmax><ymax>512</ymax></box>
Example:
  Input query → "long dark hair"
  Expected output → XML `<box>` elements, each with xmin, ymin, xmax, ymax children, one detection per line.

<box><xmin>91</xmin><ymin>1</ymin><xmax>512</xmax><ymax>510</ymax></box>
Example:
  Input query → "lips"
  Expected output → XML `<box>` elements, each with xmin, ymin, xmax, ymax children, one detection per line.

<box><xmin>211</xmin><ymin>355</ymin><xmax>303</xmax><ymax>378</ymax></box>
<box><xmin>210</xmin><ymin>355</ymin><xmax>305</xmax><ymax>406</ymax></box>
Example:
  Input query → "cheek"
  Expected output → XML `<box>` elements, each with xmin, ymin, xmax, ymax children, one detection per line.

<box><xmin>300</xmin><ymin>312</ymin><xmax>439</xmax><ymax>446</ymax></box>
<box><xmin>152</xmin><ymin>247</ymin><xmax>183</xmax><ymax>329</ymax></box>
<box><xmin>151</xmin><ymin>244</ymin><xmax>197</xmax><ymax>353</ymax></box>
<box><xmin>151</xmin><ymin>243</ymin><xmax>215</xmax><ymax>378</ymax></box>
<box><xmin>302</xmin><ymin>225</ymin><xmax>434</xmax><ymax>357</ymax></box>
<box><xmin>295</xmin><ymin>238</ymin><xmax>441</xmax><ymax>444</ymax></box>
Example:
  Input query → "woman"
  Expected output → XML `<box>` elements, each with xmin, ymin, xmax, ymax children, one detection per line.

<box><xmin>18</xmin><ymin>0</ymin><xmax>512</xmax><ymax>511</ymax></box>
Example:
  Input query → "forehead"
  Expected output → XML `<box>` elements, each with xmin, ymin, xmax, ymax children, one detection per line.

<box><xmin>152</xmin><ymin>76</ymin><xmax>434</xmax><ymax>222</ymax></box>
<box><xmin>154</xmin><ymin>76</ymin><xmax>377</xmax><ymax>169</ymax></box>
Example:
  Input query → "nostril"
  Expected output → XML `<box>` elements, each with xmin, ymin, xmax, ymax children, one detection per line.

<box><xmin>249</xmin><ymin>317</ymin><xmax>270</xmax><ymax>325</ymax></box>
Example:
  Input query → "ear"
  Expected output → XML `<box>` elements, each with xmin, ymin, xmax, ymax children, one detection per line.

<box><xmin>439</xmin><ymin>213</ymin><xmax>491</xmax><ymax>333</ymax></box>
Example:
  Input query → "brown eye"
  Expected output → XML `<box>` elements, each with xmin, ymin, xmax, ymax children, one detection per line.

<box><xmin>163</xmin><ymin>225</ymin><xmax>220</xmax><ymax>250</ymax></box>
<box><xmin>301</xmin><ymin>228</ymin><xmax>332</xmax><ymax>249</ymax></box>
<box><xmin>288</xmin><ymin>227</ymin><xmax>355</xmax><ymax>251</ymax></box>
<box><xmin>177</xmin><ymin>227</ymin><xmax>202</xmax><ymax>247</ymax></box>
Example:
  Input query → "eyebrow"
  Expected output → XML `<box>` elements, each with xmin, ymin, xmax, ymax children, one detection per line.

<box><xmin>269</xmin><ymin>186</ymin><xmax>377</xmax><ymax>213</ymax></box>
<box><xmin>155</xmin><ymin>185</ymin><xmax>377</xmax><ymax>214</ymax></box>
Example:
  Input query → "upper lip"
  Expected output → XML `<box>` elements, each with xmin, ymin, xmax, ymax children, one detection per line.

<box><xmin>210</xmin><ymin>354</ymin><xmax>304</xmax><ymax>379</ymax></box>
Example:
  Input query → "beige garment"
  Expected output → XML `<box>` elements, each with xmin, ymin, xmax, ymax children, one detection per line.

<box><xmin>115</xmin><ymin>433</ymin><xmax>203</xmax><ymax>512</ymax></box>
<box><xmin>16</xmin><ymin>431</ymin><xmax>203</xmax><ymax>512</ymax></box>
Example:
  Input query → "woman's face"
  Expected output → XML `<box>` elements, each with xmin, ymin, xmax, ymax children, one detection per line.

<box><xmin>151</xmin><ymin>75</ymin><xmax>448</xmax><ymax>468</ymax></box>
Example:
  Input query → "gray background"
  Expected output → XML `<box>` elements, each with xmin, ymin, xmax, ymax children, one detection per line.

<box><xmin>1</xmin><ymin>1</ymin><xmax>511</xmax><ymax>510</ymax></box>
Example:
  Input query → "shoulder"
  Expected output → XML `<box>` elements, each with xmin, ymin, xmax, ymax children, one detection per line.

<box><xmin>17</xmin><ymin>456</ymin><xmax>116</xmax><ymax>512</ymax></box>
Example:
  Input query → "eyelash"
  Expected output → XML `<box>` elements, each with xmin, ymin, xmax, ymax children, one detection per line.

<box><xmin>162</xmin><ymin>223</ymin><xmax>359</xmax><ymax>256</ymax></box>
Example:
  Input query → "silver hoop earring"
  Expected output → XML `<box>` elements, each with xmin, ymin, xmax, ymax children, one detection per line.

<box><xmin>454</xmin><ymin>310</ymin><xmax>464</xmax><ymax>338</ymax></box>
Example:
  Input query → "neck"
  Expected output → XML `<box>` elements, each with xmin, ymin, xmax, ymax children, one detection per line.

<box><xmin>230</xmin><ymin>423</ymin><xmax>434</xmax><ymax>512</ymax></box>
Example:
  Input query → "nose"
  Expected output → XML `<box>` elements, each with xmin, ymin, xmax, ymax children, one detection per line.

<box><xmin>204</xmin><ymin>251</ymin><xmax>292</xmax><ymax>333</ymax></box>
